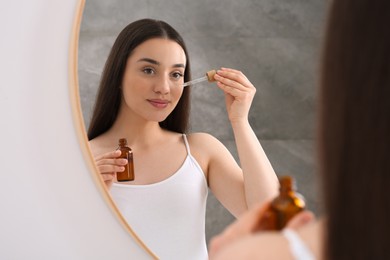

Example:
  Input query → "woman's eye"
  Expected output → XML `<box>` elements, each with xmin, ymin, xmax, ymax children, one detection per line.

<box><xmin>171</xmin><ymin>72</ymin><xmax>183</xmax><ymax>79</ymax></box>
<box><xmin>142</xmin><ymin>68</ymin><xmax>155</xmax><ymax>75</ymax></box>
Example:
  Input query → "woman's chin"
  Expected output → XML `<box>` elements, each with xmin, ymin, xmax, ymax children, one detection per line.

<box><xmin>148</xmin><ymin>114</ymin><xmax>170</xmax><ymax>123</ymax></box>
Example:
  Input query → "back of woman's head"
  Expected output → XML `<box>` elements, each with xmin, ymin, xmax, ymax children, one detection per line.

<box><xmin>88</xmin><ymin>19</ymin><xmax>192</xmax><ymax>140</ymax></box>
<box><xmin>319</xmin><ymin>0</ymin><xmax>390</xmax><ymax>259</ymax></box>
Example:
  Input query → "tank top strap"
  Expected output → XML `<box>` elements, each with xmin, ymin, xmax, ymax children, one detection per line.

<box><xmin>182</xmin><ymin>134</ymin><xmax>191</xmax><ymax>156</ymax></box>
<box><xmin>282</xmin><ymin>228</ymin><xmax>315</xmax><ymax>260</ymax></box>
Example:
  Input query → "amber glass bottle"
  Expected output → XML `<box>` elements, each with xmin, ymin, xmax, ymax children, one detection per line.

<box><xmin>261</xmin><ymin>176</ymin><xmax>306</xmax><ymax>230</ymax></box>
<box><xmin>116</xmin><ymin>138</ymin><xmax>135</xmax><ymax>182</ymax></box>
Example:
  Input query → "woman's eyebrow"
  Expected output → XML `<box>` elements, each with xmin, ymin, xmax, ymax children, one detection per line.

<box><xmin>173</xmin><ymin>63</ymin><xmax>185</xmax><ymax>69</ymax></box>
<box><xmin>137</xmin><ymin>58</ymin><xmax>185</xmax><ymax>69</ymax></box>
<box><xmin>137</xmin><ymin>57</ymin><xmax>159</xmax><ymax>65</ymax></box>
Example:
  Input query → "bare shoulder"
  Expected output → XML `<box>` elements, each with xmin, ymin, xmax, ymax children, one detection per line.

<box><xmin>186</xmin><ymin>132</ymin><xmax>226</xmax><ymax>152</ymax></box>
<box><xmin>185</xmin><ymin>132</ymin><xmax>230</xmax><ymax>173</ymax></box>
<box><xmin>186</xmin><ymin>132</ymin><xmax>232</xmax><ymax>157</ymax></box>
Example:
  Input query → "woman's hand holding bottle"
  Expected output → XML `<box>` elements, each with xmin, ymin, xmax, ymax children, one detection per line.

<box><xmin>94</xmin><ymin>150</ymin><xmax>128</xmax><ymax>188</ymax></box>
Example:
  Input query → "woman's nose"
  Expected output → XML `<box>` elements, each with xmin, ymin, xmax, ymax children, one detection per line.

<box><xmin>153</xmin><ymin>75</ymin><xmax>170</xmax><ymax>95</ymax></box>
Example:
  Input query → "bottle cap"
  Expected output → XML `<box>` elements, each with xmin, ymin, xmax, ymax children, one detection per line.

<box><xmin>119</xmin><ymin>138</ymin><xmax>128</xmax><ymax>146</ymax></box>
<box><xmin>279</xmin><ymin>175</ymin><xmax>296</xmax><ymax>190</ymax></box>
<box><xmin>206</xmin><ymin>70</ymin><xmax>217</xmax><ymax>82</ymax></box>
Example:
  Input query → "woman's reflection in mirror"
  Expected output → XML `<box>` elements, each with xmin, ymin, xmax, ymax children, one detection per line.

<box><xmin>87</xmin><ymin>18</ymin><xmax>278</xmax><ymax>259</ymax></box>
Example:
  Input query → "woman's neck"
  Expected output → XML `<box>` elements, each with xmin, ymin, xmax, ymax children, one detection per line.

<box><xmin>106</xmin><ymin>110</ymin><xmax>168</xmax><ymax>148</ymax></box>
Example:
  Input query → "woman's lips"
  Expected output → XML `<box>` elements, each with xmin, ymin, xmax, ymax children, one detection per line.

<box><xmin>147</xmin><ymin>99</ymin><xmax>169</xmax><ymax>108</ymax></box>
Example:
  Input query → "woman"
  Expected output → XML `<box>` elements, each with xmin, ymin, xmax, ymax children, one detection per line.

<box><xmin>209</xmin><ymin>0</ymin><xmax>390</xmax><ymax>259</ymax></box>
<box><xmin>88</xmin><ymin>19</ymin><xmax>278</xmax><ymax>259</ymax></box>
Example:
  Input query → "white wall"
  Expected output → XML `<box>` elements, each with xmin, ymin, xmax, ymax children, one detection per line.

<box><xmin>0</xmin><ymin>1</ymin><xmax>155</xmax><ymax>259</ymax></box>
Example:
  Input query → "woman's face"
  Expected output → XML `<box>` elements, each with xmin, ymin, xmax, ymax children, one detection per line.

<box><xmin>120</xmin><ymin>38</ymin><xmax>187</xmax><ymax>123</ymax></box>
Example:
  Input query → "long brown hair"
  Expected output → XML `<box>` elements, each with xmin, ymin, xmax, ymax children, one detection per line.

<box><xmin>319</xmin><ymin>1</ymin><xmax>390</xmax><ymax>259</ymax></box>
<box><xmin>87</xmin><ymin>19</ymin><xmax>192</xmax><ymax>140</ymax></box>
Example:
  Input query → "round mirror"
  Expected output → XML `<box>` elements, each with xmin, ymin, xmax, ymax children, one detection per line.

<box><xmin>78</xmin><ymin>0</ymin><xmax>325</xmax><ymax>245</ymax></box>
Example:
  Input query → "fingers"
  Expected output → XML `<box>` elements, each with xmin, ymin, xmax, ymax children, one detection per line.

<box><xmin>214</xmin><ymin>67</ymin><xmax>256</xmax><ymax>104</ymax></box>
<box><xmin>215</xmin><ymin>72</ymin><xmax>247</xmax><ymax>92</ymax></box>
<box><xmin>215</xmin><ymin>67</ymin><xmax>255</xmax><ymax>89</ymax></box>
<box><xmin>96</xmin><ymin>163</ymin><xmax>126</xmax><ymax>174</ymax></box>
<box><xmin>94</xmin><ymin>150</ymin><xmax>128</xmax><ymax>179</ymax></box>
<box><xmin>286</xmin><ymin>210</ymin><xmax>315</xmax><ymax>230</ymax></box>
<box><xmin>213</xmin><ymin>67</ymin><xmax>256</xmax><ymax>123</ymax></box>
<box><xmin>94</xmin><ymin>149</ymin><xmax>122</xmax><ymax>161</ymax></box>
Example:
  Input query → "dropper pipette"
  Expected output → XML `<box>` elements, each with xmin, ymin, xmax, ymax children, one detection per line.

<box><xmin>183</xmin><ymin>69</ymin><xmax>217</xmax><ymax>87</ymax></box>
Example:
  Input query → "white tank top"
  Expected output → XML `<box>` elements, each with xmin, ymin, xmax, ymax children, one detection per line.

<box><xmin>110</xmin><ymin>134</ymin><xmax>209</xmax><ymax>260</ymax></box>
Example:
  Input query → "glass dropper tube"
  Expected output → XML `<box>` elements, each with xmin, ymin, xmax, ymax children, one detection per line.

<box><xmin>183</xmin><ymin>69</ymin><xmax>217</xmax><ymax>87</ymax></box>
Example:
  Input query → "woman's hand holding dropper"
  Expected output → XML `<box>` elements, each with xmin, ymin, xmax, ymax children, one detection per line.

<box><xmin>214</xmin><ymin>67</ymin><xmax>256</xmax><ymax>124</ymax></box>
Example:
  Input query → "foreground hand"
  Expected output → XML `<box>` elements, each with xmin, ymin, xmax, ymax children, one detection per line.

<box><xmin>209</xmin><ymin>203</ymin><xmax>314</xmax><ymax>258</ymax></box>
<box><xmin>94</xmin><ymin>150</ymin><xmax>128</xmax><ymax>188</ymax></box>
<box><xmin>214</xmin><ymin>68</ymin><xmax>256</xmax><ymax>123</ymax></box>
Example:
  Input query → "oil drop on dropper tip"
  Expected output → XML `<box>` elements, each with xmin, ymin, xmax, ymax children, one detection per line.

<box><xmin>183</xmin><ymin>69</ymin><xmax>217</xmax><ymax>87</ymax></box>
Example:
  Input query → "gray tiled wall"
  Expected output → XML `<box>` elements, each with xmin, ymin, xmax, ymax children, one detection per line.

<box><xmin>78</xmin><ymin>0</ymin><xmax>326</xmax><ymax>244</ymax></box>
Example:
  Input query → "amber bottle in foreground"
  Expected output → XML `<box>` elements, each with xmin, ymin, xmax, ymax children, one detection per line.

<box><xmin>259</xmin><ymin>176</ymin><xmax>306</xmax><ymax>230</ymax></box>
<box><xmin>116</xmin><ymin>138</ymin><xmax>135</xmax><ymax>182</ymax></box>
